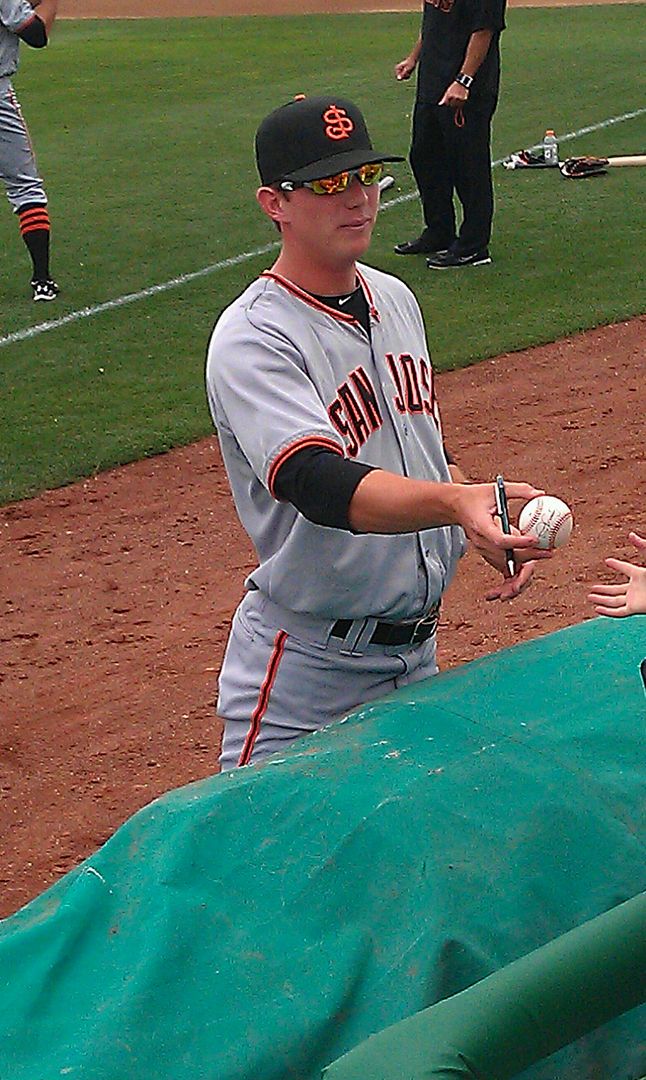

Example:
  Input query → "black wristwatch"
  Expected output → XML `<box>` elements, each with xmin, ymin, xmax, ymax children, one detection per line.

<box><xmin>455</xmin><ymin>72</ymin><xmax>474</xmax><ymax>90</ymax></box>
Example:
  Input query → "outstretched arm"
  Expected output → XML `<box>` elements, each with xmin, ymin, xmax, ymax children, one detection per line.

<box><xmin>274</xmin><ymin>451</ymin><xmax>549</xmax><ymax>604</ymax></box>
<box><xmin>349</xmin><ymin>470</ymin><xmax>545</xmax><ymax>552</ymax></box>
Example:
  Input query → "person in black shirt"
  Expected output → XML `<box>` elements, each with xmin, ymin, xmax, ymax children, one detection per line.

<box><xmin>393</xmin><ymin>0</ymin><xmax>506</xmax><ymax>268</ymax></box>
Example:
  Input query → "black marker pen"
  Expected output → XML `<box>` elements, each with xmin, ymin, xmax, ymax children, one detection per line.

<box><xmin>494</xmin><ymin>474</ymin><xmax>516</xmax><ymax>578</ymax></box>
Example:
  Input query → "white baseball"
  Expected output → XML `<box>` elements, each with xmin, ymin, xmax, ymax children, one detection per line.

<box><xmin>517</xmin><ymin>496</ymin><xmax>574</xmax><ymax>550</ymax></box>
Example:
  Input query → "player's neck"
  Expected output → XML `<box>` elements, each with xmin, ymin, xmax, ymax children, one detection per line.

<box><xmin>270</xmin><ymin>252</ymin><xmax>358</xmax><ymax>298</ymax></box>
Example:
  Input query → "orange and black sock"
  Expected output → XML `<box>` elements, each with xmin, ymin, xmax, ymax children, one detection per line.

<box><xmin>18</xmin><ymin>203</ymin><xmax>51</xmax><ymax>281</ymax></box>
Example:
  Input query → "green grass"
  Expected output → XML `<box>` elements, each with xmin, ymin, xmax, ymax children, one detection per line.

<box><xmin>0</xmin><ymin>8</ymin><xmax>644</xmax><ymax>503</ymax></box>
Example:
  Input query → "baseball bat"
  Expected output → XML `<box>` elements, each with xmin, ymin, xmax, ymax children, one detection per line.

<box><xmin>606</xmin><ymin>155</ymin><xmax>646</xmax><ymax>167</ymax></box>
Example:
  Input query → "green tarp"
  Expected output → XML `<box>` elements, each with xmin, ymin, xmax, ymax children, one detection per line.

<box><xmin>1</xmin><ymin>616</ymin><xmax>645</xmax><ymax>1080</ymax></box>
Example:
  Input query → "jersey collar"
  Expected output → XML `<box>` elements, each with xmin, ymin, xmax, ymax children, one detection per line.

<box><xmin>261</xmin><ymin>269</ymin><xmax>380</xmax><ymax>325</ymax></box>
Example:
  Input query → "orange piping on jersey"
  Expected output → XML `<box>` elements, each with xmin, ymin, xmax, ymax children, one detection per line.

<box><xmin>238</xmin><ymin>629</ymin><xmax>288</xmax><ymax>767</ymax></box>
<box><xmin>16</xmin><ymin>12</ymin><xmax>37</xmax><ymax>32</ymax></box>
<box><xmin>268</xmin><ymin>435</ymin><xmax>344</xmax><ymax>499</ymax></box>
<box><xmin>261</xmin><ymin>271</ymin><xmax>359</xmax><ymax>325</ymax></box>
<box><xmin>355</xmin><ymin>269</ymin><xmax>380</xmax><ymax>322</ymax></box>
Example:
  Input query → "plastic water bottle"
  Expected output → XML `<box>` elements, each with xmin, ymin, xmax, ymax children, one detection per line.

<box><xmin>543</xmin><ymin>129</ymin><xmax>559</xmax><ymax>167</ymax></box>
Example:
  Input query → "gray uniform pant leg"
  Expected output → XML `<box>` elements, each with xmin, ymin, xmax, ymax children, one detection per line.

<box><xmin>0</xmin><ymin>81</ymin><xmax>47</xmax><ymax>210</ymax></box>
<box><xmin>217</xmin><ymin>590</ymin><xmax>439</xmax><ymax>772</ymax></box>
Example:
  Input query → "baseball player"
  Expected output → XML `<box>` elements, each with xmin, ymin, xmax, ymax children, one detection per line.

<box><xmin>1</xmin><ymin>0</ymin><xmax>59</xmax><ymax>301</ymax></box>
<box><xmin>205</xmin><ymin>94</ymin><xmax>549</xmax><ymax>772</ymax></box>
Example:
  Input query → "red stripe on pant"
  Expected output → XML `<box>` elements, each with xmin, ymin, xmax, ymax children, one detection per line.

<box><xmin>237</xmin><ymin>629</ymin><xmax>288</xmax><ymax>767</ymax></box>
<box><xmin>8</xmin><ymin>88</ymin><xmax>37</xmax><ymax>157</ymax></box>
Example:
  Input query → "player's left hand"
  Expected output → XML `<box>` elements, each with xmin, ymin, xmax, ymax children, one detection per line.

<box><xmin>482</xmin><ymin>549</ymin><xmax>538</xmax><ymax>602</ymax></box>
<box><xmin>453</xmin><ymin>481</ymin><xmax>552</xmax><ymax>563</ymax></box>
<box><xmin>478</xmin><ymin>521</ymin><xmax>538</xmax><ymax>601</ymax></box>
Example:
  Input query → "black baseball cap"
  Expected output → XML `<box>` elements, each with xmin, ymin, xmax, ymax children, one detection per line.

<box><xmin>255</xmin><ymin>94</ymin><xmax>404</xmax><ymax>186</ymax></box>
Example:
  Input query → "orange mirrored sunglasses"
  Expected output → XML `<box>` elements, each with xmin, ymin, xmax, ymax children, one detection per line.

<box><xmin>280</xmin><ymin>162</ymin><xmax>384</xmax><ymax>195</ymax></box>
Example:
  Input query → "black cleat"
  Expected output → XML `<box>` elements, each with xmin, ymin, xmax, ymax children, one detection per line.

<box><xmin>426</xmin><ymin>249</ymin><xmax>491</xmax><ymax>269</ymax></box>
<box><xmin>31</xmin><ymin>278</ymin><xmax>60</xmax><ymax>302</ymax></box>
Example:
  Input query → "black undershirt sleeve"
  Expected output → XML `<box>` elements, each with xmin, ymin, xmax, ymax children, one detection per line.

<box><xmin>19</xmin><ymin>14</ymin><xmax>47</xmax><ymax>47</ymax></box>
<box><xmin>273</xmin><ymin>446</ymin><xmax>376</xmax><ymax>531</ymax></box>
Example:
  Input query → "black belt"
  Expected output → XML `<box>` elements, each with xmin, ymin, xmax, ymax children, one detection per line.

<box><xmin>330</xmin><ymin>601</ymin><xmax>441</xmax><ymax>648</ymax></box>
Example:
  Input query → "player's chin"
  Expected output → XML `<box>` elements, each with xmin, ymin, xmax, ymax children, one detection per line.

<box><xmin>340</xmin><ymin>224</ymin><xmax>375</xmax><ymax>256</ymax></box>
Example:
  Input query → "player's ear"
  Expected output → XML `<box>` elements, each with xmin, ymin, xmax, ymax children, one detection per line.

<box><xmin>257</xmin><ymin>186</ymin><xmax>287</xmax><ymax>230</ymax></box>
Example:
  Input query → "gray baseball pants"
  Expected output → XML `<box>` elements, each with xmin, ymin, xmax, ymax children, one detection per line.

<box><xmin>0</xmin><ymin>78</ymin><xmax>47</xmax><ymax>210</ymax></box>
<box><xmin>217</xmin><ymin>589</ymin><xmax>440</xmax><ymax>772</ymax></box>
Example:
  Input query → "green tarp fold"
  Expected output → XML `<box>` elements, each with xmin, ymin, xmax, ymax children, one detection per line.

<box><xmin>323</xmin><ymin>891</ymin><xmax>646</xmax><ymax>1078</ymax></box>
<box><xmin>1</xmin><ymin>616</ymin><xmax>644</xmax><ymax>1079</ymax></box>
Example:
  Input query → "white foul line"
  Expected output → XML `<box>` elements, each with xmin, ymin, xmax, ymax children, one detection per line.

<box><xmin>0</xmin><ymin>243</ymin><xmax>280</xmax><ymax>349</ymax></box>
<box><xmin>1</xmin><ymin>107</ymin><xmax>644</xmax><ymax>351</ymax></box>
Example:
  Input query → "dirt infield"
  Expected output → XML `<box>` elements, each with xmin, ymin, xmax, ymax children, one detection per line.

<box><xmin>57</xmin><ymin>0</ymin><xmax>628</xmax><ymax>17</ymax></box>
<box><xmin>1</xmin><ymin>314</ymin><xmax>643</xmax><ymax>918</ymax></box>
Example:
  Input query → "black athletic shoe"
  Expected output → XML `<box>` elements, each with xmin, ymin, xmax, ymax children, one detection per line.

<box><xmin>31</xmin><ymin>278</ymin><xmax>60</xmax><ymax>301</ymax></box>
<box><xmin>426</xmin><ymin>249</ymin><xmax>492</xmax><ymax>269</ymax></box>
<box><xmin>394</xmin><ymin>235</ymin><xmax>448</xmax><ymax>256</ymax></box>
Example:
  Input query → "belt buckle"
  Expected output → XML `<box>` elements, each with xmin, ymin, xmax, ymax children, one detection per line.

<box><xmin>411</xmin><ymin>614</ymin><xmax>430</xmax><ymax>644</ymax></box>
<box><xmin>411</xmin><ymin>602</ymin><xmax>440</xmax><ymax>644</ymax></box>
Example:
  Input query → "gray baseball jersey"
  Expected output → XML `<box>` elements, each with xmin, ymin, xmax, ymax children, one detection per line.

<box><xmin>0</xmin><ymin>0</ymin><xmax>35</xmax><ymax>77</ymax></box>
<box><xmin>206</xmin><ymin>262</ymin><xmax>466</xmax><ymax>770</ymax></box>
<box><xmin>206</xmin><ymin>262</ymin><xmax>465</xmax><ymax>623</ymax></box>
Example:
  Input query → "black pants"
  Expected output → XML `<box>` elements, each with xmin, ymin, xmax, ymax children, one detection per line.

<box><xmin>409</xmin><ymin>97</ymin><xmax>497</xmax><ymax>255</ymax></box>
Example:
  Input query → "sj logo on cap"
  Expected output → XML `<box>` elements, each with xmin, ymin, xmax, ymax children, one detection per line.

<box><xmin>323</xmin><ymin>105</ymin><xmax>354</xmax><ymax>141</ymax></box>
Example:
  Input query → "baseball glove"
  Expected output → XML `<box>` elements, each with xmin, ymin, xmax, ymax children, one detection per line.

<box><xmin>559</xmin><ymin>155</ymin><xmax>609</xmax><ymax>179</ymax></box>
